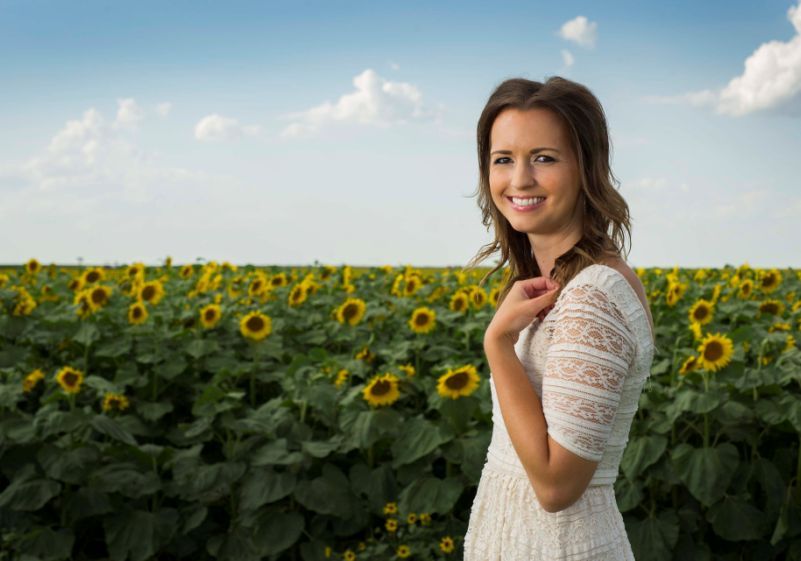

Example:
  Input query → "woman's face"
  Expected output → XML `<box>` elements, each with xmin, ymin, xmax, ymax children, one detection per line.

<box><xmin>488</xmin><ymin>107</ymin><xmax>583</xmax><ymax>240</ymax></box>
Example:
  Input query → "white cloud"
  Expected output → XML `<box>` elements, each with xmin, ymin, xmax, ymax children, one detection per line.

<box><xmin>280</xmin><ymin>68</ymin><xmax>441</xmax><ymax>137</ymax></box>
<box><xmin>561</xmin><ymin>49</ymin><xmax>575</xmax><ymax>68</ymax></box>
<box><xmin>558</xmin><ymin>16</ymin><xmax>597</xmax><ymax>48</ymax></box>
<box><xmin>155</xmin><ymin>102</ymin><xmax>172</xmax><ymax>117</ymax></box>
<box><xmin>0</xmin><ymin>104</ymin><xmax>212</xmax><ymax>214</ymax></box>
<box><xmin>113</xmin><ymin>98</ymin><xmax>144</xmax><ymax>129</ymax></box>
<box><xmin>194</xmin><ymin>114</ymin><xmax>262</xmax><ymax>141</ymax></box>
<box><xmin>645</xmin><ymin>0</ymin><xmax>801</xmax><ymax>116</ymax></box>
<box><xmin>389</xmin><ymin>61</ymin><xmax>400</xmax><ymax>70</ymax></box>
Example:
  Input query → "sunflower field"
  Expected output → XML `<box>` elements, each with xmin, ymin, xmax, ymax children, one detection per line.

<box><xmin>1</xmin><ymin>259</ymin><xmax>801</xmax><ymax>560</ymax></box>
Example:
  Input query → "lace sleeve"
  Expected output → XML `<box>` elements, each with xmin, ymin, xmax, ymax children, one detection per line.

<box><xmin>541</xmin><ymin>282</ymin><xmax>636</xmax><ymax>462</ymax></box>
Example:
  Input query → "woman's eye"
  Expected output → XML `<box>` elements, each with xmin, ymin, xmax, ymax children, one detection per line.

<box><xmin>493</xmin><ymin>155</ymin><xmax>553</xmax><ymax>164</ymax></box>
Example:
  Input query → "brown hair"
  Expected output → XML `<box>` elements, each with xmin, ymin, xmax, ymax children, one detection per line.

<box><xmin>463</xmin><ymin>76</ymin><xmax>633</xmax><ymax>308</ymax></box>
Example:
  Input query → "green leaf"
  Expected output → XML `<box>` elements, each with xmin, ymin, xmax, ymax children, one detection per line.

<box><xmin>73</xmin><ymin>323</ymin><xmax>100</xmax><ymax>347</ymax></box>
<box><xmin>620</xmin><ymin>435</ymin><xmax>668</xmax><ymax>480</ymax></box>
<box><xmin>398</xmin><ymin>476</ymin><xmax>462</xmax><ymax>514</ymax></box>
<box><xmin>615</xmin><ymin>476</ymin><xmax>644</xmax><ymax>513</ymax></box>
<box><xmin>238</xmin><ymin>468</ymin><xmax>296</xmax><ymax>512</ymax></box>
<box><xmin>707</xmin><ymin>494</ymin><xmax>771</xmax><ymax>541</ymax></box>
<box><xmin>301</xmin><ymin>436</ymin><xmax>343</xmax><ymax>459</ymax></box>
<box><xmin>137</xmin><ymin>401</ymin><xmax>174</xmax><ymax>422</ymax></box>
<box><xmin>89</xmin><ymin>463</ymin><xmax>161</xmax><ymax>499</ymax></box>
<box><xmin>0</xmin><ymin>477</ymin><xmax>61</xmax><ymax>511</ymax></box>
<box><xmin>391</xmin><ymin>416</ymin><xmax>453</xmax><ymax>467</ymax></box>
<box><xmin>20</xmin><ymin>527</ymin><xmax>75</xmax><ymax>561</ymax></box>
<box><xmin>627</xmin><ymin>508</ymin><xmax>680</xmax><ymax>561</ymax></box>
<box><xmin>90</xmin><ymin>415</ymin><xmax>138</xmax><ymax>446</ymax></box>
<box><xmin>95</xmin><ymin>337</ymin><xmax>132</xmax><ymax>358</ymax></box>
<box><xmin>251</xmin><ymin>438</ymin><xmax>304</xmax><ymax>467</ymax></box>
<box><xmin>63</xmin><ymin>487</ymin><xmax>113</xmax><ymax>524</ymax></box>
<box><xmin>294</xmin><ymin>463</ymin><xmax>359</xmax><ymax>517</ymax></box>
<box><xmin>104</xmin><ymin>510</ymin><xmax>157</xmax><ymax>561</ymax></box>
<box><xmin>37</xmin><ymin>444</ymin><xmax>99</xmax><ymax>484</ymax></box>
<box><xmin>671</xmin><ymin>443</ymin><xmax>739</xmax><ymax>506</ymax></box>
<box><xmin>251</xmin><ymin>511</ymin><xmax>305</xmax><ymax>556</ymax></box>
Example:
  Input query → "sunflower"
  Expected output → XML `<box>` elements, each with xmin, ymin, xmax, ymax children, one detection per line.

<box><xmin>363</xmin><ymin>373</ymin><xmax>400</xmax><ymax>408</ymax></box>
<box><xmin>199</xmin><ymin>303</ymin><xmax>222</xmax><ymax>329</ymax></box>
<box><xmin>437</xmin><ymin>365</ymin><xmax>480</xmax><ymax>399</ymax></box>
<box><xmin>88</xmin><ymin>285</ymin><xmax>113</xmax><ymax>310</ymax></box>
<box><xmin>489</xmin><ymin>286</ymin><xmax>500</xmax><ymax>307</ymax></box>
<box><xmin>385</xmin><ymin>518</ymin><xmax>398</xmax><ymax>532</ymax></box>
<box><xmin>73</xmin><ymin>290</ymin><xmax>93</xmax><ymax>318</ymax></box>
<box><xmin>469</xmin><ymin>286</ymin><xmax>488</xmax><ymax>310</ymax></box>
<box><xmin>768</xmin><ymin>322</ymin><xmax>791</xmax><ymax>333</ymax></box>
<box><xmin>688</xmin><ymin>299</ymin><xmax>714</xmax><ymax>326</ymax></box>
<box><xmin>759</xmin><ymin>299</ymin><xmax>785</xmax><ymax>317</ymax></box>
<box><xmin>126</xmin><ymin>263</ymin><xmax>145</xmax><ymax>281</ymax></box>
<box><xmin>419</xmin><ymin>512</ymin><xmax>431</xmax><ymax>525</ymax></box>
<box><xmin>81</xmin><ymin>267</ymin><xmax>106</xmax><ymax>285</ymax></box>
<box><xmin>737</xmin><ymin>278</ymin><xmax>754</xmax><ymax>299</ymax></box>
<box><xmin>22</xmin><ymin>369</ymin><xmax>45</xmax><ymax>393</ymax></box>
<box><xmin>403</xmin><ymin>274</ymin><xmax>422</xmax><ymax>297</ymax></box>
<box><xmin>384</xmin><ymin>501</ymin><xmax>398</xmax><ymax>515</ymax></box>
<box><xmin>25</xmin><ymin>258</ymin><xmax>42</xmax><ymax>275</ymax></box>
<box><xmin>336</xmin><ymin>297</ymin><xmax>366</xmax><ymax>326</ymax></box>
<box><xmin>179</xmin><ymin>264</ymin><xmax>194</xmax><ymax>279</ymax></box>
<box><xmin>288</xmin><ymin>284</ymin><xmax>309</xmax><ymax>307</ymax></box>
<box><xmin>343</xmin><ymin>550</ymin><xmax>356</xmax><ymax>561</ymax></box>
<box><xmin>102</xmin><ymin>392</ymin><xmax>130</xmax><ymax>412</ymax></box>
<box><xmin>439</xmin><ymin>536</ymin><xmax>455</xmax><ymax>554</ymax></box>
<box><xmin>665</xmin><ymin>282</ymin><xmax>687</xmax><ymax>307</ymax></box>
<box><xmin>409</xmin><ymin>307</ymin><xmax>436</xmax><ymax>334</ymax></box>
<box><xmin>138</xmin><ymin>280</ymin><xmax>165</xmax><ymax>305</ymax></box>
<box><xmin>55</xmin><ymin>366</ymin><xmax>84</xmax><ymax>394</ymax></box>
<box><xmin>355</xmin><ymin>347</ymin><xmax>375</xmax><ymax>363</ymax></box>
<box><xmin>239</xmin><ymin>311</ymin><xmax>272</xmax><ymax>341</ymax></box>
<box><xmin>678</xmin><ymin>355</ymin><xmax>699</xmax><ymax>376</ymax></box>
<box><xmin>449</xmin><ymin>292</ymin><xmax>469</xmax><ymax>313</ymax></box>
<box><xmin>406</xmin><ymin>512</ymin><xmax>417</xmax><ymax>525</ymax></box>
<box><xmin>128</xmin><ymin>301</ymin><xmax>148</xmax><ymax>325</ymax></box>
<box><xmin>396</xmin><ymin>545</ymin><xmax>411</xmax><ymax>558</ymax></box>
<box><xmin>334</xmin><ymin>369</ymin><xmax>349</xmax><ymax>388</ymax></box>
<box><xmin>757</xmin><ymin>269</ymin><xmax>782</xmax><ymax>293</ymax></box>
<box><xmin>398</xmin><ymin>363</ymin><xmax>415</xmax><ymax>377</ymax></box>
<box><xmin>785</xmin><ymin>334</ymin><xmax>797</xmax><ymax>353</ymax></box>
<box><xmin>696</xmin><ymin>333</ymin><xmax>734</xmax><ymax>373</ymax></box>
<box><xmin>270</xmin><ymin>272</ymin><xmax>289</xmax><ymax>288</ymax></box>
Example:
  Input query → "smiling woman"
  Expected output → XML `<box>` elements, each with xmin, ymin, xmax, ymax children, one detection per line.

<box><xmin>461</xmin><ymin>76</ymin><xmax>657</xmax><ymax>560</ymax></box>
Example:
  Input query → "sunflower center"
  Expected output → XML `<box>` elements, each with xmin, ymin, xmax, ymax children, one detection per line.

<box><xmin>415</xmin><ymin>313</ymin><xmax>430</xmax><ymax>326</ymax></box>
<box><xmin>344</xmin><ymin>304</ymin><xmax>358</xmax><ymax>320</ymax></box>
<box><xmin>247</xmin><ymin>316</ymin><xmax>265</xmax><ymax>331</ymax></box>
<box><xmin>205</xmin><ymin>310</ymin><xmax>216</xmax><ymax>321</ymax></box>
<box><xmin>87</xmin><ymin>272</ymin><xmax>99</xmax><ymax>283</ymax></box>
<box><xmin>142</xmin><ymin>286</ymin><xmax>155</xmax><ymax>301</ymax></box>
<box><xmin>133</xmin><ymin>307</ymin><xmax>143</xmax><ymax>318</ymax></box>
<box><xmin>445</xmin><ymin>372</ymin><xmax>468</xmax><ymax>390</ymax></box>
<box><xmin>91</xmin><ymin>289</ymin><xmax>106</xmax><ymax>304</ymax></box>
<box><xmin>704</xmin><ymin>341</ymin><xmax>723</xmax><ymax>361</ymax></box>
<box><xmin>371</xmin><ymin>380</ymin><xmax>391</xmax><ymax>396</ymax></box>
<box><xmin>694</xmin><ymin>307</ymin><xmax>709</xmax><ymax>320</ymax></box>
<box><xmin>762</xmin><ymin>303</ymin><xmax>778</xmax><ymax>314</ymax></box>
<box><xmin>63</xmin><ymin>372</ymin><xmax>79</xmax><ymax>386</ymax></box>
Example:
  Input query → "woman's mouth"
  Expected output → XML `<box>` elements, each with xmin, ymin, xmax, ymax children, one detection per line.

<box><xmin>507</xmin><ymin>196</ymin><xmax>546</xmax><ymax>211</ymax></box>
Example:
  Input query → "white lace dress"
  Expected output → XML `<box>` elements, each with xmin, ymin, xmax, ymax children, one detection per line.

<box><xmin>463</xmin><ymin>264</ymin><xmax>656</xmax><ymax>561</ymax></box>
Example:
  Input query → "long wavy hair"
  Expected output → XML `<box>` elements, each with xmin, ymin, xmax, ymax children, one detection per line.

<box><xmin>463</xmin><ymin>76</ymin><xmax>633</xmax><ymax>308</ymax></box>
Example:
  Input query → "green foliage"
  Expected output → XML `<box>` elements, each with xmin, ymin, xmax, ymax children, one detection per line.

<box><xmin>0</xmin><ymin>262</ymin><xmax>801</xmax><ymax>560</ymax></box>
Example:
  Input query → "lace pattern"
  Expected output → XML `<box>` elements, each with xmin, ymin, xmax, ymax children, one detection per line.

<box><xmin>463</xmin><ymin>264</ymin><xmax>655</xmax><ymax>560</ymax></box>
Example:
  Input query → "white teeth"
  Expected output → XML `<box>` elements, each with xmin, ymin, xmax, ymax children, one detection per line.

<box><xmin>511</xmin><ymin>196</ymin><xmax>545</xmax><ymax>206</ymax></box>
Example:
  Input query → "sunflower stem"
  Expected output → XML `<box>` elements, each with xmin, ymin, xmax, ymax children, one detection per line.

<box><xmin>368</xmin><ymin>445</ymin><xmax>374</xmax><ymax>469</ymax></box>
<box><xmin>702</xmin><ymin>371</ymin><xmax>709</xmax><ymax>448</ymax></box>
<box><xmin>796</xmin><ymin>432</ymin><xmax>801</xmax><ymax>491</ymax></box>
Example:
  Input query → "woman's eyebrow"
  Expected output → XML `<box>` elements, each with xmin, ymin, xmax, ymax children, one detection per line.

<box><xmin>490</xmin><ymin>147</ymin><xmax>561</xmax><ymax>155</ymax></box>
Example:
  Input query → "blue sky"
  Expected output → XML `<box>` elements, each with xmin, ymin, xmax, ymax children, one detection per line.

<box><xmin>2</xmin><ymin>0</ymin><xmax>800</xmax><ymax>268</ymax></box>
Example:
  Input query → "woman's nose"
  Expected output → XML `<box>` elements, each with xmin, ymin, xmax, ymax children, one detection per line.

<box><xmin>512</xmin><ymin>161</ymin><xmax>534</xmax><ymax>188</ymax></box>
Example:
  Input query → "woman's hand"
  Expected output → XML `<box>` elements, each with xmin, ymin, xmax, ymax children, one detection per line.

<box><xmin>485</xmin><ymin>277</ymin><xmax>560</xmax><ymax>346</ymax></box>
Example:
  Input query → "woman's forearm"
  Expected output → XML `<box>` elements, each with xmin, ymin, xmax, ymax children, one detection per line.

<box><xmin>483</xmin><ymin>331</ymin><xmax>556</xmax><ymax>509</ymax></box>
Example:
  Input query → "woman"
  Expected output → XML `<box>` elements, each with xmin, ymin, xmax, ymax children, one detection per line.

<box><xmin>462</xmin><ymin>76</ymin><xmax>658</xmax><ymax>559</ymax></box>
